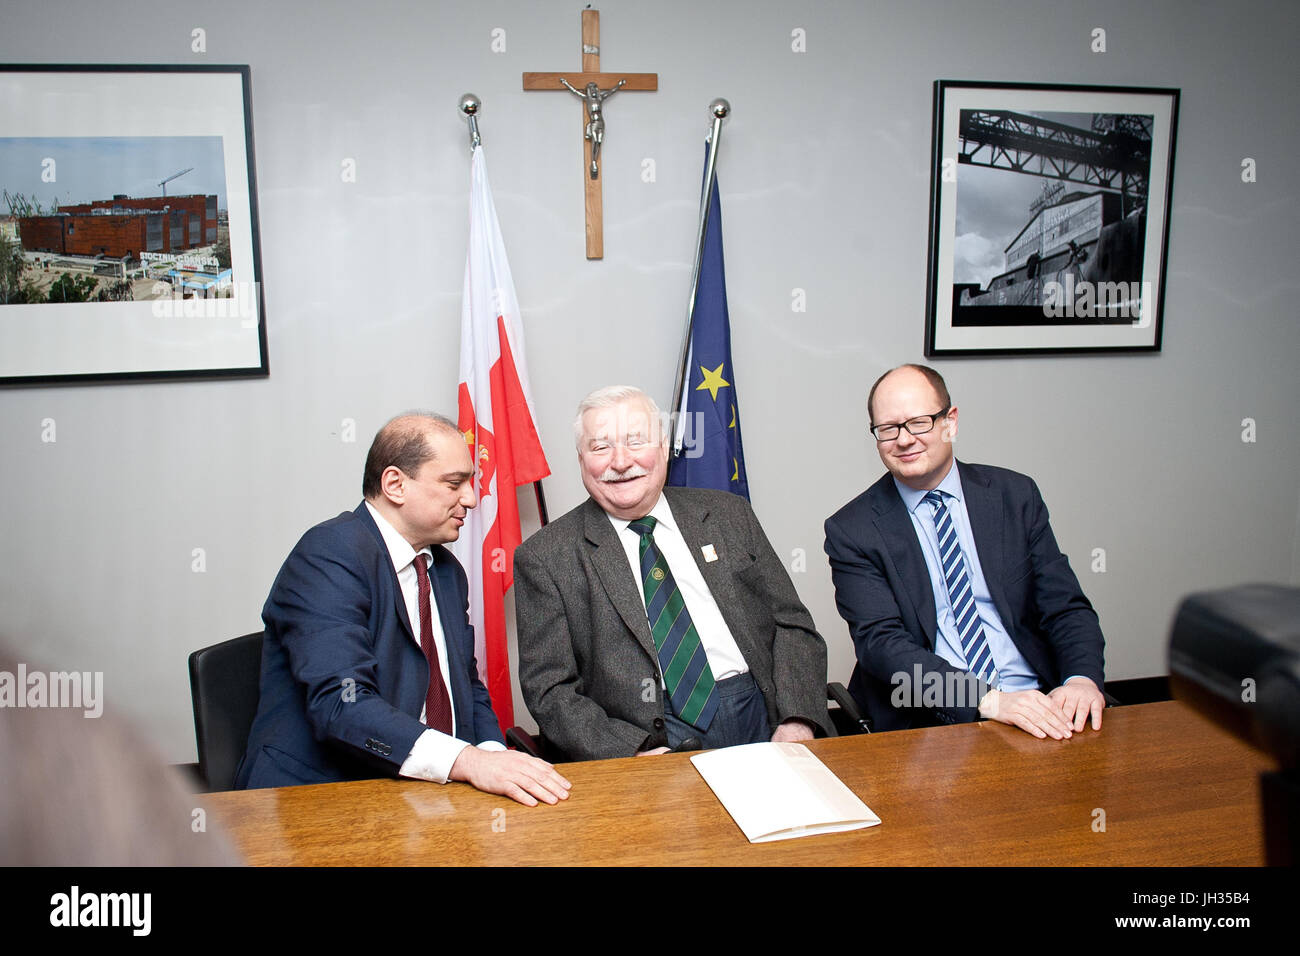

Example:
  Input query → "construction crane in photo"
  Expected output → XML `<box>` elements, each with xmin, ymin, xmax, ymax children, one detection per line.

<box><xmin>158</xmin><ymin>167</ymin><xmax>194</xmax><ymax>197</ymax></box>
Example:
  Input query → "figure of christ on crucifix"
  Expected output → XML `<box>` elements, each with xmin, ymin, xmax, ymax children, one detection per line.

<box><xmin>523</xmin><ymin>8</ymin><xmax>658</xmax><ymax>259</ymax></box>
<box><xmin>559</xmin><ymin>77</ymin><xmax>626</xmax><ymax>179</ymax></box>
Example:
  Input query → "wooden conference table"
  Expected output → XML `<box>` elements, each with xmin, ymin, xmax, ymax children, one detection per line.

<box><xmin>201</xmin><ymin>701</ymin><xmax>1274</xmax><ymax>866</ymax></box>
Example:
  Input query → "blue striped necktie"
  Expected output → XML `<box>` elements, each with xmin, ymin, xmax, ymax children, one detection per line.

<box><xmin>924</xmin><ymin>491</ymin><xmax>998</xmax><ymax>686</ymax></box>
<box><xmin>627</xmin><ymin>516</ymin><xmax>720</xmax><ymax>730</ymax></box>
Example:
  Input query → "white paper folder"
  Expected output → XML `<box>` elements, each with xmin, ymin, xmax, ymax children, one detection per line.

<box><xmin>690</xmin><ymin>742</ymin><xmax>881</xmax><ymax>843</ymax></box>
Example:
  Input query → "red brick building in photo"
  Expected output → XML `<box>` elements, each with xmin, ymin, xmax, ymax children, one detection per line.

<box><xmin>17</xmin><ymin>194</ymin><xmax>219</xmax><ymax>260</ymax></box>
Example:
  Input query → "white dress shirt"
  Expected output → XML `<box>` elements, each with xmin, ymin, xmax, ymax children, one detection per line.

<box><xmin>364</xmin><ymin>503</ymin><xmax>504</xmax><ymax>784</ymax></box>
<box><xmin>607</xmin><ymin>494</ymin><xmax>749</xmax><ymax>681</ymax></box>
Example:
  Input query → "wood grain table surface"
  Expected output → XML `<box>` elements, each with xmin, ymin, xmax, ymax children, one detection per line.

<box><xmin>201</xmin><ymin>700</ymin><xmax>1275</xmax><ymax>866</ymax></box>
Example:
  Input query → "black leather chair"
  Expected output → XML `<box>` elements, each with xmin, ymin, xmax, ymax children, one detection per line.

<box><xmin>188</xmin><ymin>631</ymin><xmax>264</xmax><ymax>792</ymax></box>
<box><xmin>827</xmin><ymin>681</ymin><xmax>871</xmax><ymax>735</ymax></box>
<box><xmin>505</xmin><ymin>726</ymin><xmax>568</xmax><ymax>761</ymax></box>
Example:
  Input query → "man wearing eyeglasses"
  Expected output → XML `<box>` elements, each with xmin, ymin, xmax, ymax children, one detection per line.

<box><xmin>823</xmin><ymin>364</ymin><xmax>1106</xmax><ymax>737</ymax></box>
<box><xmin>515</xmin><ymin>386</ymin><xmax>832</xmax><ymax>760</ymax></box>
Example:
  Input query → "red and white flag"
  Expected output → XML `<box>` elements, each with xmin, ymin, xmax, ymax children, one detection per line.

<box><xmin>452</xmin><ymin>144</ymin><xmax>550</xmax><ymax>733</ymax></box>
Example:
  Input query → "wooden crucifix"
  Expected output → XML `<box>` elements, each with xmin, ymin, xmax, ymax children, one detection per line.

<box><xmin>523</xmin><ymin>8</ymin><xmax>657</xmax><ymax>259</ymax></box>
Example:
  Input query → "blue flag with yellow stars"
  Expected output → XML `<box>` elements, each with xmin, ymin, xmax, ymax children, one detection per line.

<box><xmin>668</xmin><ymin>146</ymin><xmax>749</xmax><ymax>500</ymax></box>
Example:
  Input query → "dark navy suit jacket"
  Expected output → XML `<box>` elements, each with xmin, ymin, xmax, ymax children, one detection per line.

<box><xmin>235</xmin><ymin>503</ymin><xmax>504</xmax><ymax>789</ymax></box>
<box><xmin>823</xmin><ymin>462</ymin><xmax>1104</xmax><ymax>731</ymax></box>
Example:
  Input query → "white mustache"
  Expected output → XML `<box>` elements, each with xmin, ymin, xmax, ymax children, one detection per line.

<box><xmin>599</xmin><ymin>464</ymin><xmax>649</xmax><ymax>482</ymax></box>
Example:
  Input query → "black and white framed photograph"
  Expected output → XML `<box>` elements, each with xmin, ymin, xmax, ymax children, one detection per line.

<box><xmin>925</xmin><ymin>80</ymin><xmax>1179</xmax><ymax>355</ymax></box>
<box><xmin>0</xmin><ymin>64</ymin><xmax>266</xmax><ymax>384</ymax></box>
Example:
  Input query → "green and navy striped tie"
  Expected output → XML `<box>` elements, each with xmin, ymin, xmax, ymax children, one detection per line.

<box><xmin>628</xmin><ymin>516</ymin><xmax>720</xmax><ymax>730</ymax></box>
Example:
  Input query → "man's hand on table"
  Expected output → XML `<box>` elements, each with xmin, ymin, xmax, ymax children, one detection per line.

<box><xmin>979</xmin><ymin>688</ymin><xmax>1075</xmax><ymax>739</ymax></box>
<box><xmin>449</xmin><ymin>746</ymin><xmax>572</xmax><ymax>806</ymax></box>
<box><xmin>771</xmin><ymin>719</ymin><xmax>816</xmax><ymax>743</ymax></box>
<box><xmin>1048</xmin><ymin>676</ymin><xmax>1105</xmax><ymax>732</ymax></box>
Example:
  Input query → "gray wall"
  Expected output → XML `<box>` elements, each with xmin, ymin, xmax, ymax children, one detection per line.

<box><xmin>2</xmin><ymin>0</ymin><xmax>1297</xmax><ymax>763</ymax></box>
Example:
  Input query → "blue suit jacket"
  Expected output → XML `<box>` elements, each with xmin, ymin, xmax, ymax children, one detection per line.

<box><xmin>823</xmin><ymin>462</ymin><xmax>1104</xmax><ymax>731</ymax></box>
<box><xmin>235</xmin><ymin>503</ymin><xmax>504</xmax><ymax>789</ymax></box>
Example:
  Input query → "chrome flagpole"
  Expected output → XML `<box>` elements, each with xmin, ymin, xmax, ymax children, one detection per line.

<box><xmin>458</xmin><ymin>92</ymin><xmax>548</xmax><ymax>525</ymax></box>
<box><xmin>671</xmin><ymin>98</ymin><xmax>730</xmax><ymax>458</ymax></box>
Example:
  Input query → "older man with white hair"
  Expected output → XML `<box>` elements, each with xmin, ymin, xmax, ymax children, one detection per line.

<box><xmin>514</xmin><ymin>386</ymin><xmax>832</xmax><ymax>761</ymax></box>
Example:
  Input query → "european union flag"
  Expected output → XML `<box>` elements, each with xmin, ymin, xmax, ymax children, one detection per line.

<box><xmin>668</xmin><ymin>147</ymin><xmax>749</xmax><ymax>500</ymax></box>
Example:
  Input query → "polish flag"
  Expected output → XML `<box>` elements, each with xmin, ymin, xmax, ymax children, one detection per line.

<box><xmin>451</xmin><ymin>145</ymin><xmax>550</xmax><ymax>733</ymax></box>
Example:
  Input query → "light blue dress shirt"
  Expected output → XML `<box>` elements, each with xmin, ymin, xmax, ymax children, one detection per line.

<box><xmin>894</xmin><ymin>465</ymin><xmax>1040</xmax><ymax>692</ymax></box>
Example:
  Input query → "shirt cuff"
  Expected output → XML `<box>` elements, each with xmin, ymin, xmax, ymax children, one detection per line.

<box><xmin>476</xmin><ymin>739</ymin><xmax>507</xmax><ymax>752</ymax></box>
<box><xmin>399</xmin><ymin>729</ymin><xmax>471</xmax><ymax>784</ymax></box>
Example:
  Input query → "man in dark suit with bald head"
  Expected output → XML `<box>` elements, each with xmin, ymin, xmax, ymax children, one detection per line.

<box><xmin>824</xmin><ymin>365</ymin><xmax>1106</xmax><ymax>738</ymax></box>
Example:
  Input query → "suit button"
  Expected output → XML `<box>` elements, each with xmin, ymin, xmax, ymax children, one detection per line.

<box><xmin>652</xmin><ymin>717</ymin><xmax>664</xmax><ymax>730</ymax></box>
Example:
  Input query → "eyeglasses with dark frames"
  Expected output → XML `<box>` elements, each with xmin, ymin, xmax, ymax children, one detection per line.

<box><xmin>870</xmin><ymin>408</ymin><xmax>951</xmax><ymax>442</ymax></box>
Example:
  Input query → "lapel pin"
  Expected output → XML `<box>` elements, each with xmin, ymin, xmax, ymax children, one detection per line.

<box><xmin>701</xmin><ymin>544</ymin><xmax>718</xmax><ymax>563</ymax></box>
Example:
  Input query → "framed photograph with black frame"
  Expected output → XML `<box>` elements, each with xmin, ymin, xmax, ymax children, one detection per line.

<box><xmin>0</xmin><ymin>64</ymin><xmax>266</xmax><ymax>385</ymax></box>
<box><xmin>924</xmin><ymin>80</ymin><xmax>1179</xmax><ymax>356</ymax></box>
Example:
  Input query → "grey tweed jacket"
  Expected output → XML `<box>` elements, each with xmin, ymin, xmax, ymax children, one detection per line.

<box><xmin>514</xmin><ymin>487</ymin><xmax>832</xmax><ymax>760</ymax></box>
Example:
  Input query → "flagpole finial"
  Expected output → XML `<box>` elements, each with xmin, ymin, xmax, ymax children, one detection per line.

<box><xmin>459</xmin><ymin>94</ymin><xmax>483</xmax><ymax>150</ymax></box>
<box><xmin>709</xmin><ymin>98</ymin><xmax>730</xmax><ymax>119</ymax></box>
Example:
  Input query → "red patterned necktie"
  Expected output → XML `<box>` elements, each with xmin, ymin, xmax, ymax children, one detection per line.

<box><xmin>413</xmin><ymin>553</ymin><xmax>454</xmax><ymax>733</ymax></box>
